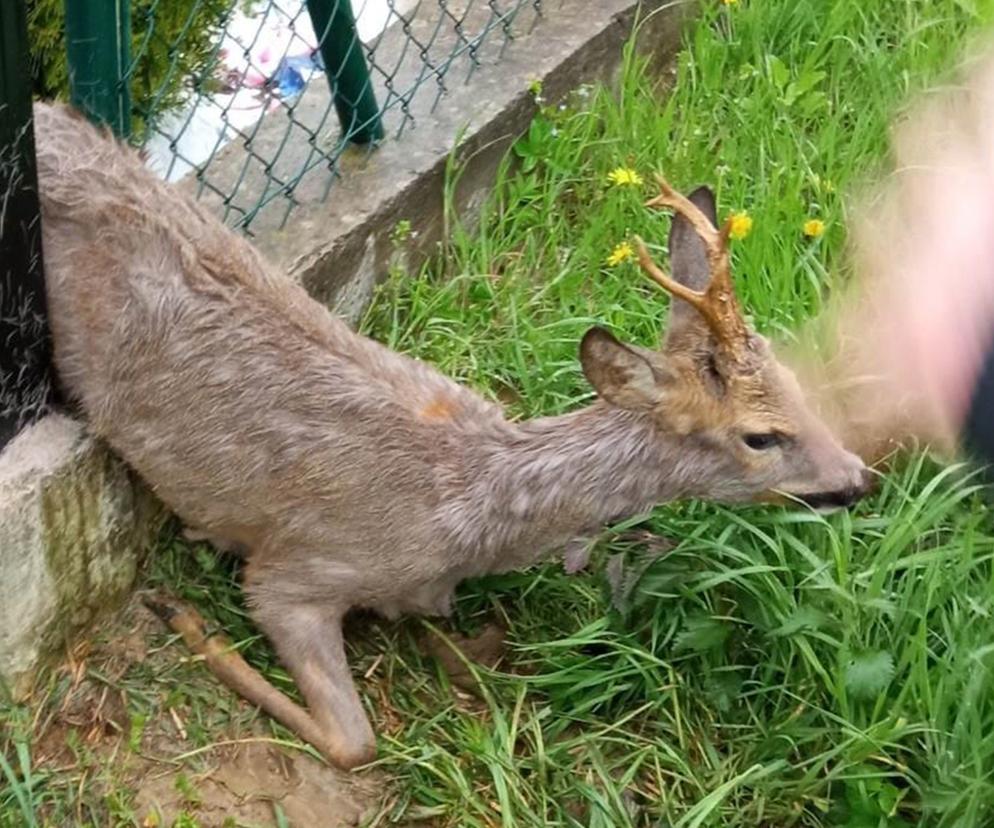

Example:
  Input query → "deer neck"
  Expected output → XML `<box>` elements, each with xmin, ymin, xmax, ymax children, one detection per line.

<box><xmin>460</xmin><ymin>403</ymin><xmax>692</xmax><ymax>564</ymax></box>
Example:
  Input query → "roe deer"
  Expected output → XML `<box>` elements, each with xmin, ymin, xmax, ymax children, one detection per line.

<box><xmin>35</xmin><ymin>101</ymin><xmax>870</xmax><ymax>769</ymax></box>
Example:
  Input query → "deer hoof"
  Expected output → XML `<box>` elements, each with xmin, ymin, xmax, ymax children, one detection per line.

<box><xmin>326</xmin><ymin>737</ymin><xmax>377</xmax><ymax>771</ymax></box>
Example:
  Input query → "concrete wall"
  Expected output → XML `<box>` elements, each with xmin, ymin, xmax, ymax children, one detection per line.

<box><xmin>0</xmin><ymin>0</ymin><xmax>692</xmax><ymax>694</ymax></box>
<box><xmin>0</xmin><ymin>416</ymin><xmax>165</xmax><ymax>697</ymax></box>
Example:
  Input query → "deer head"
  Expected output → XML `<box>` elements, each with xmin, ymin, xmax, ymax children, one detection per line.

<box><xmin>580</xmin><ymin>175</ymin><xmax>871</xmax><ymax>508</ymax></box>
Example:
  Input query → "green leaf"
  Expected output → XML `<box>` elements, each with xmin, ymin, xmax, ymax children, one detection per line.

<box><xmin>843</xmin><ymin>817</ymin><xmax>880</xmax><ymax>828</ymax></box>
<box><xmin>878</xmin><ymin>782</ymin><xmax>903</xmax><ymax>817</ymax></box>
<box><xmin>845</xmin><ymin>651</ymin><xmax>895</xmax><ymax>700</ymax></box>
<box><xmin>706</xmin><ymin>670</ymin><xmax>744</xmax><ymax>712</ymax></box>
<box><xmin>795</xmin><ymin>67</ymin><xmax>827</xmax><ymax>95</ymax></box>
<box><xmin>769</xmin><ymin>606</ymin><xmax>826</xmax><ymax>638</ymax></box>
<box><xmin>767</xmin><ymin>55</ymin><xmax>790</xmax><ymax>91</ymax></box>
<box><xmin>799</xmin><ymin>90</ymin><xmax>829</xmax><ymax>117</ymax></box>
<box><xmin>674</xmin><ymin>614</ymin><xmax>730</xmax><ymax>653</ymax></box>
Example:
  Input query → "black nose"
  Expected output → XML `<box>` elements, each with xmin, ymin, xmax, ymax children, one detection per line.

<box><xmin>800</xmin><ymin>469</ymin><xmax>875</xmax><ymax>510</ymax></box>
<box><xmin>800</xmin><ymin>489</ymin><xmax>859</xmax><ymax>509</ymax></box>
<box><xmin>801</xmin><ymin>469</ymin><xmax>876</xmax><ymax>509</ymax></box>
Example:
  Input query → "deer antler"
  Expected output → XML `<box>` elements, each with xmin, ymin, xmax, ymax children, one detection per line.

<box><xmin>636</xmin><ymin>173</ymin><xmax>749</xmax><ymax>354</ymax></box>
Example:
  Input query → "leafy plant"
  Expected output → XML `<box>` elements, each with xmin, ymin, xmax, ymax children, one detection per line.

<box><xmin>26</xmin><ymin>0</ymin><xmax>230</xmax><ymax>134</ymax></box>
<box><xmin>828</xmin><ymin>768</ymin><xmax>914</xmax><ymax>827</ymax></box>
<box><xmin>845</xmin><ymin>650</ymin><xmax>896</xmax><ymax>701</ymax></box>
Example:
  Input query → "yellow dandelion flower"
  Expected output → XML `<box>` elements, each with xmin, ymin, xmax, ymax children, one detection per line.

<box><xmin>803</xmin><ymin>218</ymin><xmax>825</xmax><ymax>238</ymax></box>
<box><xmin>722</xmin><ymin>0</ymin><xmax>739</xmax><ymax>5</ymax></box>
<box><xmin>607</xmin><ymin>167</ymin><xmax>644</xmax><ymax>187</ymax></box>
<box><xmin>728</xmin><ymin>211</ymin><xmax>753</xmax><ymax>240</ymax></box>
<box><xmin>606</xmin><ymin>241</ymin><xmax>635</xmax><ymax>266</ymax></box>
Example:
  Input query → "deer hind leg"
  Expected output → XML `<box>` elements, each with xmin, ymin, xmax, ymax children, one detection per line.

<box><xmin>249</xmin><ymin>595</ymin><xmax>376</xmax><ymax>770</ymax></box>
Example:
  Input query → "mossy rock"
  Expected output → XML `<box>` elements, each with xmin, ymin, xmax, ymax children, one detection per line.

<box><xmin>0</xmin><ymin>415</ymin><xmax>166</xmax><ymax>698</ymax></box>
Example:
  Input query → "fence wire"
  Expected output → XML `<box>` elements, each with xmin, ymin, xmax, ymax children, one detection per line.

<box><xmin>98</xmin><ymin>0</ymin><xmax>545</xmax><ymax>232</ymax></box>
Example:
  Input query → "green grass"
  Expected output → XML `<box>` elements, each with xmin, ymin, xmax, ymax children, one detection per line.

<box><xmin>9</xmin><ymin>0</ymin><xmax>994</xmax><ymax>825</ymax></box>
<box><xmin>363</xmin><ymin>2</ymin><xmax>994</xmax><ymax>824</ymax></box>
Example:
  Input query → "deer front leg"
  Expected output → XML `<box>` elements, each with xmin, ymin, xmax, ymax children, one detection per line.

<box><xmin>250</xmin><ymin>599</ymin><xmax>376</xmax><ymax>770</ymax></box>
<box><xmin>145</xmin><ymin>596</ymin><xmax>335</xmax><ymax>756</ymax></box>
<box><xmin>147</xmin><ymin>593</ymin><xmax>374</xmax><ymax>769</ymax></box>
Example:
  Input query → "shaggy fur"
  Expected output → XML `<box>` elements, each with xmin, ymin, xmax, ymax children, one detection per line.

<box><xmin>35</xmin><ymin>102</ymin><xmax>868</xmax><ymax>768</ymax></box>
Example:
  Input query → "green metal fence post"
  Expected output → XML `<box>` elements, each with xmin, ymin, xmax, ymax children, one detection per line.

<box><xmin>0</xmin><ymin>0</ymin><xmax>56</xmax><ymax>445</ymax></box>
<box><xmin>305</xmin><ymin>0</ymin><xmax>384</xmax><ymax>144</ymax></box>
<box><xmin>63</xmin><ymin>0</ymin><xmax>132</xmax><ymax>137</ymax></box>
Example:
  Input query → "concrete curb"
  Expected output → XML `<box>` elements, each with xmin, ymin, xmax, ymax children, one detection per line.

<box><xmin>0</xmin><ymin>415</ymin><xmax>165</xmax><ymax>697</ymax></box>
<box><xmin>186</xmin><ymin>0</ymin><xmax>693</xmax><ymax>321</ymax></box>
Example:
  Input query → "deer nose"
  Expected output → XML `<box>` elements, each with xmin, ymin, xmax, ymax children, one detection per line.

<box><xmin>797</xmin><ymin>467</ymin><xmax>875</xmax><ymax>510</ymax></box>
<box><xmin>834</xmin><ymin>467</ymin><xmax>877</xmax><ymax>507</ymax></box>
<box><xmin>837</xmin><ymin>484</ymin><xmax>865</xmax><ymax>508</ymax></box>
<box><xmin>824</xmin><ymin>487</ymin><xmax>862</xmax><ymax>508</ymax></box>
<box><xmin>857</xmin><ymin>466</ymin><xmax>877</xmax><ymax>496</ymax></box>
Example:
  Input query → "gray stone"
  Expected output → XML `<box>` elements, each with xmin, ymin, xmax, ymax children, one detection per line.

<box><xmin>0</xmin><ymin>414</ymin><xmax>165</xmax><ymax>697</ymax></box>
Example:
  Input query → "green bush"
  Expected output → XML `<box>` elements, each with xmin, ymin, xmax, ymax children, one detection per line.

<box><xmin>27</xmin><ymin>0</ymin><xmax>232</xmax><ymax>133</ymax></box>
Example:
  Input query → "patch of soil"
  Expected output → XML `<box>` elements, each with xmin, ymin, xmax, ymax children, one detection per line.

<box><xmin>133</xmin><ymin>741</ymin><xmax>379</xmax><ymax>827</ymax></box>
<box><xmin>28</xmin><ymin>594</ymin><xmax>391</xmax><ymax>827</ymax></box>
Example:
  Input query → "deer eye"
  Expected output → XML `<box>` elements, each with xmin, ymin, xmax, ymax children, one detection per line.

<box><xmin>742</xmin><ymin>432</ymin><xmax>783</xmax><ymax>451</ymax></box>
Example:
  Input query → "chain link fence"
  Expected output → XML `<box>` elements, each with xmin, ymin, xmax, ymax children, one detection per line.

<box><xmin>52</xmin><ymin>0</ymin><xmax>546</xmax><ymax>233</ymax></box>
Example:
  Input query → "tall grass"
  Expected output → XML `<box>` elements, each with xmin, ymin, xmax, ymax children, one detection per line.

<box><xmin>357</xmin><ymin>1</ymin><xmax>994</xmax><ymax>824</ymax></box>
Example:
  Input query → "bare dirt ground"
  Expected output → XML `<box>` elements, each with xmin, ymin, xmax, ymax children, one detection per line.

<box><xmin>26</xmin><ymin>596</ymin><xmax>389</xmax><ymax>827</ymax></box>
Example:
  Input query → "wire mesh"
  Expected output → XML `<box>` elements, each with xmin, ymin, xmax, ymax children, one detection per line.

<box><xmin>119</xmin><ymin>0</ymin><xmax>544</xmax><ymax>233</ymax></box>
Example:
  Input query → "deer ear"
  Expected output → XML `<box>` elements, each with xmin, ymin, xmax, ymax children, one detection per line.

<box><xmin>669</xmin><ymin>185</ymin><xmax>717</xmax><ymax>289</ymax></box>
<box><xmin>665</xmin><ymin>185</ymin><xmax>718</xmax><ymax>346</ymax></box>
<box><xmin>580</xmin><ymin>327</ymin><xmax>665</xmax><ymax>410</ymax></box>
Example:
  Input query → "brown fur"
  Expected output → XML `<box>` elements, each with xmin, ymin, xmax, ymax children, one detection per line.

<box><xmin>35</xmin><ymin>102</ymin><xmax>869</xmax><ymax>768</ymax></box>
